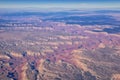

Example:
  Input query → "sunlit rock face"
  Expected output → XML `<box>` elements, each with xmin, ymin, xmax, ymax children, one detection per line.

<box><xmin>0</xmin><ymin>10</ymin><xmax>120</xmax><ymax>80</ymax></box>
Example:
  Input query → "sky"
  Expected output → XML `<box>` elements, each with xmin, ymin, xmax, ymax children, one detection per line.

<box><xmin>0</xmin><ymin>0</ymin><xmax>120</xmax><ymax>9</ymax></box>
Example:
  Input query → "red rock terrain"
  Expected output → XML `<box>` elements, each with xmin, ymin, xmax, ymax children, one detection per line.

<box><xmin>0</xmin><ymin>23</ymin><xmax>120</xmax><ymax>80</ymax></box>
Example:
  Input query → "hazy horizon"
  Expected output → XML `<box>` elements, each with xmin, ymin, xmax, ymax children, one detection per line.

<box><xmin>0</xmin><ymin>0</ymin><xmax>120</xmax><ymax>9</ymax></box>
